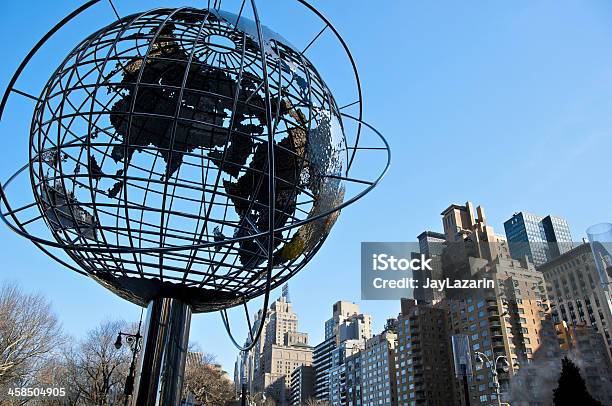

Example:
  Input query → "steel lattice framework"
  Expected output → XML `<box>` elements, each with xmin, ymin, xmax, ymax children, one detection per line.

<box><xmin>0</xmin><ymin>0</ymin><xmax>389</xmax><ymax>350</ymax></box>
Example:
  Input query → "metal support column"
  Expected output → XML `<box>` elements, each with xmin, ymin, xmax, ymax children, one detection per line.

<box><xmin>131</xmin><ymin>298</ymin><xmax>192</xmax><ymax>406</ymax></box>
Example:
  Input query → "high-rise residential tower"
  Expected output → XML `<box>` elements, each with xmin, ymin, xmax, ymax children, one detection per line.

<box><xmin>327</xmin><ymin>339</ymin><xmax>365</xmax><ymax>406</ymax></box>
<box><xmin>313</xmin><ymin>337</ymin><xmax>336</xmax><ymax>401</ymax></box>
<box><xmin>440</xmin><ymin>202</ymin><xmax>558</xmax><ymax>405</ymax></box>
<box><xmin>315</xmin><ymin>301</ymin><xmax>372</xmax><ymax>403</ymax></box>
<box><xmin>290</xmin><ymin>365</ymin><xmax>315</xmax><ymax>406</ymax></box>
<box><xmin>395</xmin><ymin>299</ymin><xmax>457</xmax><ymax>405</ymax></box>
<box><xmin>360</xmin><ymin>328</ymin><xmax>398</xmax><ymax>406</ymax></box>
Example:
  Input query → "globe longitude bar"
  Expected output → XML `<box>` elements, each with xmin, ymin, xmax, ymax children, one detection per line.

<box><xmin>0</xmin><ymin>1</ymin><xmax>390</xmax><ymax>404</ymax></box>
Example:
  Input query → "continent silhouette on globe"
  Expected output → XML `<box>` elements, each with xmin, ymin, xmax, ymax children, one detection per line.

<box><xmin>29</xmin><ymin>8</ymin><xmax>347</xmax><ymax>311</ymax></box>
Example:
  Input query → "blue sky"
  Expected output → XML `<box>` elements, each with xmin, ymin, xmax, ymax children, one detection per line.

<box><xmin>1</xmin><ymin>0</ymin><xmax>612</xmax><ymax>375</ymax></box>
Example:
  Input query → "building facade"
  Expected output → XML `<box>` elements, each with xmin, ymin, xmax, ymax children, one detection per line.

<box><xmin>316</xmin><ymin>301</ymin><xmax>372</xmax><ymax>403</ymax></box>
<box><xmin>328</xmin><ymin>340</ymin><xmax>364</xmax><ymax>406</ymax></box>
<box><xmin>504</xmin><ymin>212</ymin><xmax>573</xmax><ymax>267</ymax></box>
<box><xmin>325</xmin><ymin>301</ymin><xmax>372</xmax><ymax>343</ymax></box>
<box><xmin>360</xmin><ymin>330</ymin><xmax>397</xmax><ymax>406</ymax></box>
<box><xmin>313</xmin><ymin>336</ymin><xmax>337</xmax><ymax>401</ymax></box>
<box><xmin>238</xmin><ymin>307</ymin><xmax>269</xmax><ymax>395</ymax></box>
<box><xmin>290</xmin><ymin>365</ymin><xmax>315</xmax><ymax>406</ymax></box>
<box><xmin>539</xmin><ymin>243</ymin><xmax>612</xmax><ymax>362</ymax></box>
<box><xmin>344</xmin><ymin>352</ymin><xmax>362</xmax><ymax>406</ymax></box>
<box><xmin>417</xmin><ymin>231</ymin><xmax>446</xmax><ymax>257</ymax></box>
<box><xmin>414</xmin><ymin>232</ymin><xmax>445</xmax><ymax>303</ymax></box>
<box><xmin>441</xmin><ymin>202</ymin><xmax>558</xmax><ymax>405</ymax></box>
<box><xmin>240</xmin><ymin>295</ymin><xmax>313</xmax><ymax>405</ymax></box>
<box><xmin>395</xmin><ymin>299</ymin><xmax>456</xmax><ymax>406</ymax></box>
<box><xmin>555</xmin><ymin>321</ymin><xmax>612</xmax><ymax>405</ymax></box>
<box><xmin>441</xmin><ymin>202</ymin><xmax>508</xmax><ymax>261</ymax></box>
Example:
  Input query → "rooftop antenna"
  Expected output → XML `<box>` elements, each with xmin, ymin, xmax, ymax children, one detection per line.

<box><xmin>282</xmin><ymin>283</ymin><xmax>290</xmax><ymax>303</ymax></box>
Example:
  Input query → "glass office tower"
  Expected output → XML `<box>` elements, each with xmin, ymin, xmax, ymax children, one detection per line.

<box><xmin>504</xmin><ymin>212</ymin><xmax>573</xmax><ymax>267</ymax></box>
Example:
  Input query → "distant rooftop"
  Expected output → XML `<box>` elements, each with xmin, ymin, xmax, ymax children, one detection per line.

<box><xmin>537</xmin><ymin>243</ymin><xmax>591</xmax><ymax>271</ymax></box>
<box><xmin>440</xmin><ymin>204</ymin><xmax>467</xmax><ymax>216</ymax></box>
<box><xmin>417</xmin><ymin>230</ymin><xmax>445</xmax><ymax>240</ymax></box>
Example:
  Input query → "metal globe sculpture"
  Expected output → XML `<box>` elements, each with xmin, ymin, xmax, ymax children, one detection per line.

<box><xmin>28</xmin><ymin>7</ymin><xmax>351</xmax><ymax>313</ymax></box>
<box><xmin>0</xmin><ymin>1</ymin><xmax>389</xmax><ymax>403</ymax></box>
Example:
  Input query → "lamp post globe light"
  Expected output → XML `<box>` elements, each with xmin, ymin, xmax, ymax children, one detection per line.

<box><xmin>0</xmin><ymin>1</ymin><xmax>390</xmax><ymax>405</ymax></box>
<box><xmin>114</xmin><ymin>315</ymin><xmax>144</xmax><ymax>406</ymax></box>
<box><xmin>474</xmin><ymin>351</ymin><xmax>517</xmax><ymax>406</ymax></box>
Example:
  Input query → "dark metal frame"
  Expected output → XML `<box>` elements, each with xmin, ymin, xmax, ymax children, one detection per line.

<box><xmin>0</xmin><ymin>0</ymin><xmax>390</xmax><ymax>352</ymax></box>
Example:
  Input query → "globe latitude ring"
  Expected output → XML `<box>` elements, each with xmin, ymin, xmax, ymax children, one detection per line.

<box><xmin>0</xmin><ymin>1</ymin><xmax>390</xmax><ymax>314</ymax></box>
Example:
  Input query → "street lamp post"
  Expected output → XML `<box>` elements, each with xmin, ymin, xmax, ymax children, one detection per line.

<box><xmin>474</xmin><ymin>352</ymin><xmax>510</xmax><ymax>406</ymax></box>
<box><xmin>115</xmin><ymin>318</ymin><xmax>143</xmax><ymax>406</ymax></box>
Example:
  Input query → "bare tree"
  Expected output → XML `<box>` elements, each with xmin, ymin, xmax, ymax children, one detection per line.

<box><xmin>182</xmin><ymin>351</ymin><xmax>235</xmax><ymax>406</ymax></box>
<box><xmin>0</xmin><ymin>282</ymin><xmax>63</xmax><ymax>388</ymax></box>
<box><xmin>61</xmin><ymin>320</ymin><xmax>131</xmax><ymax>405</ymax></box>
<box><xmin>228</xmin><ymin>392</ymin><xmax>276</xmax><ymax>406</ymax></box>
<box><xmin>22</xmin><ymin>355</ymin><xmax>72</xmax><ymax>406</ymax></box>
<box><xmin>251</xmin><ymin>393</ymin><xmax>276</xmax><ymax>406</ymax></box>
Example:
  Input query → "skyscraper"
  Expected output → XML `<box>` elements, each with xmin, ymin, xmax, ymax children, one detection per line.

<box><xmin>440</xmin><ymin>202</ymin><xmax>558</xmax><ymax>405</ymax></box>
<box><xmin>415</xmin><ymin>231</ymin><xmax>446</xmax><ymax>303</ymax></box>
<box><xmin>504</xmin><ymin>212</ymin><xmax>573</xmax><ymax>267</ymax></box>
<box><xmin>417</xmin><ymin>231</ymin><xmax>446</xmax><ymax>257</ymax></box>
<box><xmin>242</xmin><ymin>296</ymin><xmax>313</xmax><ymax>405</ymax></box>
<box><xmin>238</xmin><ymin>307</ymin><xmax>269</xmax><ymax>395</ymax></box>
<box><xmin>315</xmin><ymin>301</ymin><xmax>372</xmax><ymax>403</ymax></box>
<box><xmin>541</xmin><ymin>215</ymin><xmax>574</xmax><ymax>258</ymax></box>
<box><xmin>441</xmin><ymin>202</ymin><xmax>508</xmax><ymax>261</ymax></box>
